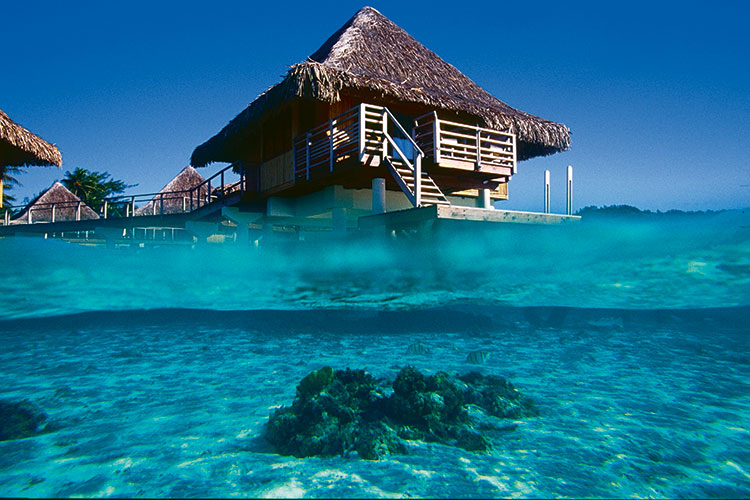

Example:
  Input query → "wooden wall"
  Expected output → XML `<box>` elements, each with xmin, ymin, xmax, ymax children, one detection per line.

<box><xmin>260</xmin><ymin>150</ymin><xmax>294</xmax><ymax>193</ymax></box>
<box><xmin>452</xmin><ymin>183</ymin><xmax>509</xmax><ymax>200</ymax></box>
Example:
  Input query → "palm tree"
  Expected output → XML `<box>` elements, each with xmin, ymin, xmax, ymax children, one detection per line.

<box><xmin>62</xmin><ymin>168</ymin><xmax>133</xmax><ymax>213</ymax></box>
<box><xmin>1</xmin><ymin>166</ymin><xmax>25</xmax><ymax>208</ymax></box>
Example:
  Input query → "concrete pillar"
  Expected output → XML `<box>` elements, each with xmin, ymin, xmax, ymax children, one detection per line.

<box><xmin>222</xmin><ymin>207</ymin><xmax>263</xmax><ymax>244</ymax></box>
<box><xmin>372</xmin><ymin>178</ymin><xmax>386</xmax><ymax>214</ymax></box>
<box><xmin>332</xmin><ymin>207</ymin><xmax>347</xmax><ymax>233</ymax></box>
<box><xmin>479</xmin><ymin>188</ymin><xmax>492</xmax><ymax>209</ymax></box>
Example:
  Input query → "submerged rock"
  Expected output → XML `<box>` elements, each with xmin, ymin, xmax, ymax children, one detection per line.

<box><xmin>264</xmin><ymin>366</ymin><xmax>537</xmax><ymax>460</ymax></box>
<box><xmin>0</xmin><ymin>399</ymin><xmax>51</xmax><ymax>442</ymax></box>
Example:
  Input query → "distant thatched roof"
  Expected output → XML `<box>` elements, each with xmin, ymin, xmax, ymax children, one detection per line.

<box><xmin>0</xmin><ymin>109</ymin><xmax>62</xmax><ymax>168</ymax></box>
<box><xmin>192</xmin><ymin>6</ymin><xmax>570</xmax><ymax>167</ymax></box>
<box><xmin>12</xmin><ymin>182</ymin><xmax>98</xmax><ymax>223</ymax></box>
<box><xmin>136</xmin><ymin>166</ymin><xmax>207</xmax><ymax>215</ymax></box>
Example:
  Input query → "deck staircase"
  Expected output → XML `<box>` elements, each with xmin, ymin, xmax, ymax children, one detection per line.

<box><xmin>384</xmin><ymin>157</ymin><xmax>449</xmax><ymax>206</ymax></box>
<box><xmin>380</xmin><ymin>107</ymin><xmax>450</xmax><ymax>208</ymax></box>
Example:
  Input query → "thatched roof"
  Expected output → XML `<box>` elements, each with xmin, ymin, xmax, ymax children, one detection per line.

<box><xmin>12</xmin><ymin>182</ymin><xmax>98</xmax><ymax>223</ymax></box>
<box><xmin>0</xmin><ymin>109</ymin><xmax>62</xmax><ymax>168</ymax></box>
<box><xmin>191</xmin><ymin>6</ymin><xmax>570</xmax><ymax>167</ymax></box>
<box><xmin>136</xmin><ymin>166</ymin><xmax>207</xmax><ymax>215</ymax></box>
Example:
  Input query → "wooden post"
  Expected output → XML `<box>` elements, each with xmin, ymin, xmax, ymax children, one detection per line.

<box><xmin>76</xmin><ymin>202</ymin><xmax>81</xmax><ymax>221</ymax></box>
<box><xmin>220</xmin><ymin>170</ymin><xmax>225</xmax><ymax>198</ymax></box>
<box><xmin>159</xmin><ymin>192</ymin><xmax>164</xmax><ymax>215</ymax></box>
<box><xmin>131</xmin><ymin>196</ymin><xmax>135</xmax><ymax>217</ymax></box>
<box><xmin>415</xmin><ymin>154</ymin><xmax>422</xmax><ymax>207</ymax></box>
<box><xmin>0</xmin><ymin>173</ymin><xmax>4</xmax><ymax>208</ymax></box>
<box><xmin>476</xmin><ymin>127</ymin><xmax>482</xmax><ymax>168</ymax></box>
<box><xmin>305</xmin><ymin>132</ymin><xmax>311</xmax><ymax>181</ymax></box>
<box><xmin>4</xmin><ymin>208</ymin><xmax>9</xmax><ymax>226</ymax></box>
<box><xmin>329</xmin><ymin>119</ymin><xmax>335</xmax><ymax>173</ymax></box>
<box><xmin>28</xmin><ymin>206</ymin><xmax>32</xmax><ymax>224</ymax></box>
<box><xmin>51</xmin><ymin>204</ymin><xmax>56</xmax><ymax>223</ymax></box>
<box><xmin>182</xmin><ymin>196</ymin><xmax>187</xmax><ymax>213</ymax></box>
<box><xmin>382</xmin><ymin>110</ymin><xmax>388</xmax><ymax>160</ymax></box>
<box><xmin>103</xmin><ymin>200</ymin><xmax>108</xmax><ymax>219</ymax></box>
<box><xmin>544</xmin><ymin>170</ymin><xmax>551</xmax><ymax>214</ymax></box>
<box><xmin>358</xmin><ymin>104</ymin><xmax>366</xmax><ymax>161</ymax></box>
<box><xmin>433</xmin><ymin>111</ymin><xmax>441</xmax><ymax>164</ymax></box>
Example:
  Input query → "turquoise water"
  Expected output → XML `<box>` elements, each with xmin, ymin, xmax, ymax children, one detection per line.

<box><xmin>0</xmin><ymin>210</ymin><xmax>749</xmax><ymax>497</ymax></box>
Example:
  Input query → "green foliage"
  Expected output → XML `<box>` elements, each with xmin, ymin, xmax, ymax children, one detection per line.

<box><xmin>62</xmin><ymin>168</ymin><xmax>134</xmax><ymax>212</ymax></box>
<box><xmin>575</xmin><ymin>204</ymin><xmax>723</xmax><ymax>218</ymax></box>
<box><xmin>1</xmin><ymin>166</ymin><xmax>25</xmax><ymax>208</ymax></box>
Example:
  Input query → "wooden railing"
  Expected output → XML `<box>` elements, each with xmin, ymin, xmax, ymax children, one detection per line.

<box><xmin>3</xmin><ymin>200</ymin><xmax>93</xmax><ymax>225</ymax></box>
<box><xmin>292</xmin><ymin>104</ymin><xmax>517</xmax><ymax>183</ymax></box>
<box><xmin>414</xmin><ymin>112</ymin><xmax>516</xmax><ymax>174</ymax></box>
<box><xmin>293</xmin><ymin>104</ymin><xmax>385</xmax><ymax>182</ymax></box>
<box><xmin>2</xmin><ymin>165</ymin><xmax>245</xmax><ymax>226</ymax></box>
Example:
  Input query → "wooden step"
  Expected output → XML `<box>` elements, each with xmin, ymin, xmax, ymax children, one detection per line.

<box><xmin>385</xmin><ymin>155</ymin><xmax>450</xmax><ymax>207</ymax></box>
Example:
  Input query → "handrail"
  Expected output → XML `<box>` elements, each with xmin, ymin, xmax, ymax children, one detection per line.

<box><xmin>381</xmin><ymin>108</ymin><xmax>423</xmax><ymax>207</ymax></box>
<box><xmin>383</xmin><ymin>134</ymin><xmax>413</xmax><ymax>171</ymax></box>
<box><xmin>2</xmin><ymin>164</ymin><xmax>244</xmax><ymax>226</ymax></box>
<box><xmin>383</xmin><ymin>107</ymin><xmax>424</xmax><ymax>157</ymax></box>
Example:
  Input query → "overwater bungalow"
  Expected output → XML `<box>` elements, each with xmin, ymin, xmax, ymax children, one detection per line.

<box><xmin>10</xmin><ymin>181</ymin><xmax>98</xmax><ymax>224</ymax></box>
<box><xmin>191</xmin><ymin>6</ymin><xmax>571</xmax><ymax>232</ymax></box>
<box><xmin>136</xmin><ymin>166</ymin><xmax>208</xmax><ymax>216</ymax></box>
<box><xmin>0</xmin><ymin>108</ymin><xmax>62</xmax><ymax>207</ymax></box>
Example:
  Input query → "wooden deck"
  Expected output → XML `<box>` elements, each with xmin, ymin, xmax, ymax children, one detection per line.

<box><xmin>358</xmin><ymin>205</ymin><xmax>580</xmax><ymax>231</ymax></box>
<box><xmin>289</xmin><ymin>103</ymin><xmax>515</xmax><ymax>202</ymax></box>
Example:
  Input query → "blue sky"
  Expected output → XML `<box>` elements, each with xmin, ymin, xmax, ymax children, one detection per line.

<box><xmin>2</xmin><ymin>0</ymin><xmax>748</xmax><ymax>212</ymax></box>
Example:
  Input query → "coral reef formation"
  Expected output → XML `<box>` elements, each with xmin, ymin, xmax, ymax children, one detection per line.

<box><xmin>265</xmin><ymin>366</ymin><xmax>537</xmax><ymax>460</ymax></box>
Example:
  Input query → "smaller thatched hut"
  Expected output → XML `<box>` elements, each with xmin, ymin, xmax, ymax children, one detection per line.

<box><xmin>11</xmin><ymin>182</ymin><xmax>98</xmax><ymax>224</ymax></box>
<box><xmin>136</xmin><ymin>166</ymin><xmax>208</xmax><ymax>215</ymax></box>
<box><xmin>0</xmin><ymin>109</ymin><xmax>62</xmax><ymax>206</ymax></box>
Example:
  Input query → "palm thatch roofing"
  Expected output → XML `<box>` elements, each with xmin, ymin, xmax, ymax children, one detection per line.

<box><xmin>191</xmin><ymin>6</ymin><xmax>570</xmax><ymax>167</ymax></box>
<box><xmin>0</xmin><ymin>109</ymin><xmax>62</xmax><ymax>168</ymax></box>
<box><xmin>11</xmin><ymin>182</ymin><xmax>98</xmax><ymax>224</ymax></box>
<box><xmin>136</xmin><ymin>166</ymin><xmax>207</xmax><ymax>215</ymax></box>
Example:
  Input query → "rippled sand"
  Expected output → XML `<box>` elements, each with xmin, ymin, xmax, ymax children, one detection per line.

<box><xmin>1</xmin><ymin>308</ymin><xmax>748</xmax><ymax>498</ymax></box>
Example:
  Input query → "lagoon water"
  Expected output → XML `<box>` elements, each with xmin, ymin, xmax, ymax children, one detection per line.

<box><xmin>0</xmin><ymin>210</ymin><xmax>748</xmax><ymax>498</ymax></box>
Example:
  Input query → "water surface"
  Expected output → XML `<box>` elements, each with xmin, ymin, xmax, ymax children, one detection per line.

<box><xmin>0</xmin><ymin>210</ymin><xmax>748</xmax><ymax>497</ymax></box>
